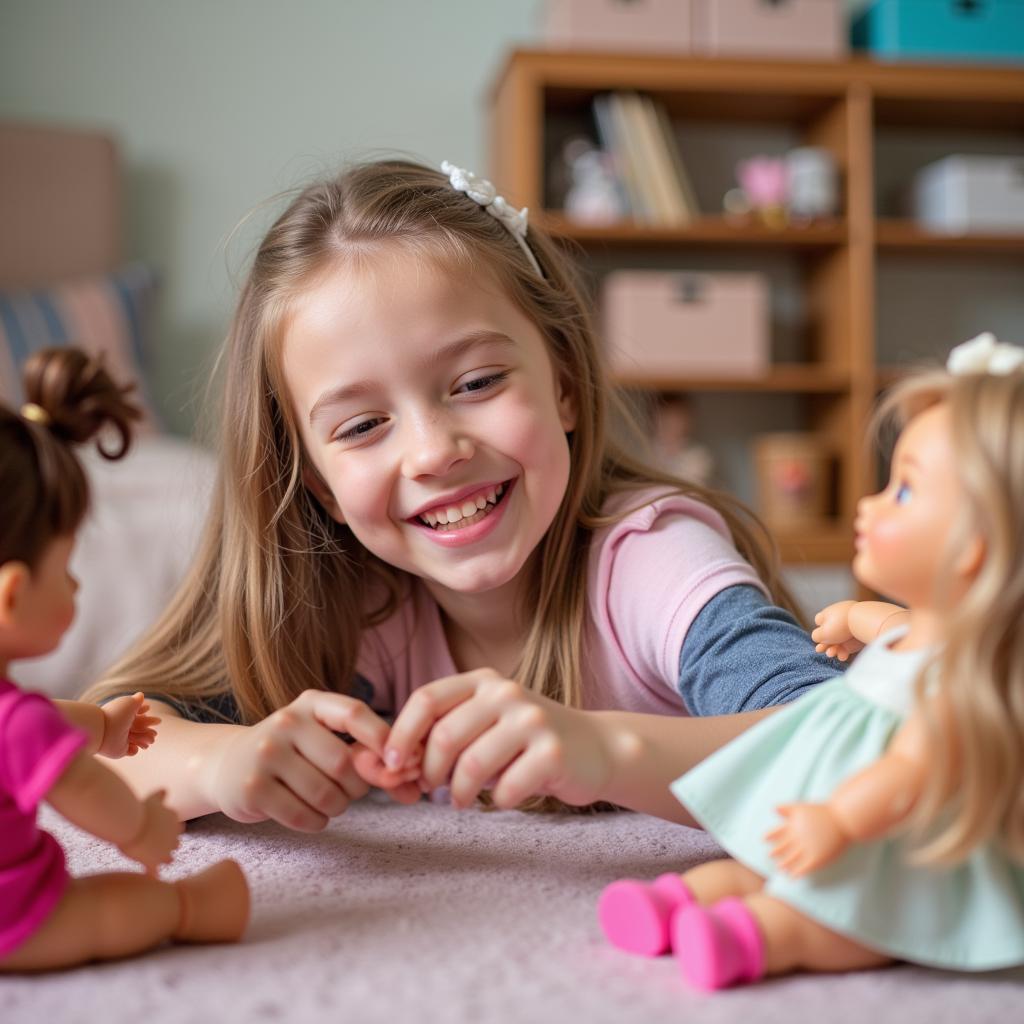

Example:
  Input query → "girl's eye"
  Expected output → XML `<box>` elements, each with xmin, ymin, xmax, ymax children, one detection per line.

<box><xmin>894</xmin><ymin>482</ymin><xmax>912</xmax><ymax>505</ymax></box>
<box><xmin>336</xmin><ymin>417</ymin><xmax>385</xmax><ymax>442</ymax></box>
<box><xmin>456</xmin><ymin>370</ymin><xmax>510</xmax><ymax>395</ymax></box>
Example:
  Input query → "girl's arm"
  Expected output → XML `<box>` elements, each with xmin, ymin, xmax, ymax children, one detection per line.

<box><xmin>102</xmin><ymin>693</ymin><xmax>419</xmax><ymax>826</ymax></box>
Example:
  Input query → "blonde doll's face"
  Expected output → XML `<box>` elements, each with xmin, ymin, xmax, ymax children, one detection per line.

<box><xmin>280</xmin><ymin>250</ymin><xmax>576</xmax><ymax>599</ymax></box>
<box><xmin>0</xmin><ymin>535</ymin><xmax>79</xmax><ymax>663</ymax></box>
<box><xmin>853</xmin><ymin>402</ymin><xmax>969</xmax><ymax>609</ymax></box>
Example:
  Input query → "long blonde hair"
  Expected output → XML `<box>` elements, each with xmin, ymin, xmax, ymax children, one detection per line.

<box><xmin>875</xmin><ymin>367</ymin><xmax>1024</xmax><ymax>863</ymax></box>
<box><xmin>87</xmin><ymin>159</ymin><xmax>798</xmax><ymax>735</ymax></box>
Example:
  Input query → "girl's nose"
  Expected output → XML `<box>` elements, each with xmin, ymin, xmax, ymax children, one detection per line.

<box><xmin>402</xmin><ymin>415</ymin><xmax>474</xmax><ymax>478</ymax></box>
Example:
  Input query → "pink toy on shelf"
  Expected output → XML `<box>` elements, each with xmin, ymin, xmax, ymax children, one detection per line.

<box><xmin>598</xmin><ymin>334</ymin><xmax>1024</xmax><ymax>989</ymax></box>
<box><xmin>0</xmin><ymin>347</ymin><xmax>249</xmax><ymax>972</ymax></box>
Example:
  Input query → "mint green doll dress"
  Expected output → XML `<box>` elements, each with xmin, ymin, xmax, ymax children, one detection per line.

<box><xmin>671</xmin><ymin>628</ymin><xmax>1024</xmax><ymax>971</ymax></box>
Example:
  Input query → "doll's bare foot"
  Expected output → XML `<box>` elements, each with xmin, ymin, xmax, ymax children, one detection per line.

<box><xmin>598</xmin><ymin>873</ymin><xmax>694</xmax><ymax>956</ymax></box>
<box><xmin>173</xmin><ymin>860</ymin><xmax>250</xmax><ymax>943</ymax></box>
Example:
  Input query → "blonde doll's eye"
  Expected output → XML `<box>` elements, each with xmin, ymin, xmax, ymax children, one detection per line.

<box><xmin>895</xmin><ymin>482</ymin><xmax>912</xmax><ymax>504</ymax></box>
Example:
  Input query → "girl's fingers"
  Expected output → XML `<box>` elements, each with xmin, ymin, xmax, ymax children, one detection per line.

<box><xmin>257</xmin><ymin>777</ymin><xmax>333</xmax><ymax>833</ymax></box>
<box><xmin>419</xmin><ymin>696</ymin><xmax>506</xmax><ymax>791</ymax></box>
<box><xmin>386</xmin><ymin>675</ymin><xmax>481</xmax><ymax>770</ymax></box>
<box><xmin>487</xmin><ymin>742</ymin><xmax>558</xmax><ymax>809</ymax></box>
<box><xmin>290</xmin><ymin>725</ymin><xmax>369</xmax><ymax>803</ymax></box>
<box><xmin>300</xmin><ymin>690</ymin><xmax>392</xmax><ymax>757</ymax></box>
<box><xmin>447</xmin><ymin>725</ymin><xmax>532</xmax><ymax>808</ymax></box>
<box><xmin>271</xmin><ymin>749</ymin><xmax>356</xmax><ymax>821</ymax></box>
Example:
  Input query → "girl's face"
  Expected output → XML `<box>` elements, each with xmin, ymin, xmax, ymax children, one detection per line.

<box><xmin>281</xmin><ymin>250</ymin><xmax>576</xmax><ymax>599</ymax></box>
<box><xmin>853</xmin><ymin>402</ymin><xmax>968</xmax><ymax>608</ymax></box>
<box><xmin>3</xmin><ymin>535</ymin><xmax>79</xmax><ymax>661</ymax></box>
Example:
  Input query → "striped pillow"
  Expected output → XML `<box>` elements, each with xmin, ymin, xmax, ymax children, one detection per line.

<box><xmin>0</xmin><ymin>263</ymin><xmax>161</xmax><ymax>429</ymax></box>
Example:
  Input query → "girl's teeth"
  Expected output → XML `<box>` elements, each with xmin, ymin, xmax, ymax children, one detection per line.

<box><xmin>418</xmin><ymin>482</ymin><xmax>508</xmax><ymax>529</ymax></box>
<box><xmin>445</xmin><ymin>505</ymin><xmax>463</xmax><ymax>523</ymax></box>
<box><xmin>475</xmin><ymin>494</ymin><xmax>487</xmax><ymax>511</ymax></box>
<box><xmin>461</xmin><ymin>500</ymin><xmax>478</xmax><ymax>518</ymax></box>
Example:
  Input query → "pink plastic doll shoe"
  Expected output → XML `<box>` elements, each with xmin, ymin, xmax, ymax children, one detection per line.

<box><xmin>671</xmin><ymin>897</ymin><xmax>765</xmax><ymax>991</ymax></box>
<box><xmin>597</xmin><ymin>873</ymin><xmax>695</xmax><ymax>956</ymax></box>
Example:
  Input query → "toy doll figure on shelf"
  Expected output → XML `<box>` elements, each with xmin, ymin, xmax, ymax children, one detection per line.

<box><xmin>598</xmin><ymin>332</ymin><xmax>1024</xmax><ymax>989</ymax></box>
<box><xmin>650</xmin><ymin>393</ymin><xmax>714</xmax><ymax>487</ymax></box>
<box><xmin>0</xmin><ymin>347</ymin><xmax>249</xmax><ymax>972</ymax></box>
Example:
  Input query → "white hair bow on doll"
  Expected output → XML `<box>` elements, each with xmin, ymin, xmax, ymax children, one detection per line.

<box><xmin>947</xmin><ymin>333</ymin><xmax>1024</xmax><ymax>376</ymax></box>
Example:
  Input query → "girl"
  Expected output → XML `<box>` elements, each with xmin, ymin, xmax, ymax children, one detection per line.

<box><xmin>0</xmin><ymin>347</ymin><xmax>248</xmax><ymax>971</ymax></box>
<box><xmin>599</xmin><ymin>335</ymin><xmax>1024</xmax><ymax>988</ymax></box>
<box><xmin>86</xmin><ymin>159</ymin><xmax>839</xmax><ymax>830</ymax></box>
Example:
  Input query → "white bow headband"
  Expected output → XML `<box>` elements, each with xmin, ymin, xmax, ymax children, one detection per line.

<box><xmin>947</xmin><ymin>333</ymin><xmax>1024</xmax><ymax>376</ymax></box>
<box><xmin>441</xmin><ymin>160</ymin><xmax>543</xmax><ymax>279</ymax></box>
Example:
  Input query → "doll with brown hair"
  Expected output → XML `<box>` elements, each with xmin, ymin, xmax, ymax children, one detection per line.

<box><xmin>599</xmin><ymin>333</ymin><xmax>1024</xmax><ymax>988</ymax></box>
<box><xmin>0</xmin><ymin>347</ymin><xmax>249</xmax><ymax>972</ymax></box>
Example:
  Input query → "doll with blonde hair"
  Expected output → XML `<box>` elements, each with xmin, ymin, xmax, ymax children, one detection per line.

<box><xmin>0</xmin><ymin>348</ymin><xmax>248</xmax><ymax>972</ymax></box>
<box><xmin>599</xmin><ymin>334</ymin><xmax>1024</xmax><ymax>987</ymax></box>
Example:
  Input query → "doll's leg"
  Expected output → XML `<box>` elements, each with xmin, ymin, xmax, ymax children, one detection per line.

<box><xmin>680</xmin><ymin>857</ymin><xmax>764</xmax><ymax>904</ymax></box>
<box><xmin>745</xmin><ymin>894</ymin><xmax>892</xmax><ymax>976</ymax></box>
<box><xmin>0</xmin><ymin>861</ymin><xmax>248</xmax><ymax>972</ymax></box>
<box><xmin>672</xmin><ymin>892</ymin><xmax>892</xmax><ymax>991</ymax></box>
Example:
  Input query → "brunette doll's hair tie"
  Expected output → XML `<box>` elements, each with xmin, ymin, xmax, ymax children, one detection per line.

<box><xmin>20</xmin><ymin>402</ymin><xmax>52</xmax><ymax>427</ymax></box>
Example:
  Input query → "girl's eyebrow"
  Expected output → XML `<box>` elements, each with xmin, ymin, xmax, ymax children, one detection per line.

<box><xmin>308</xmin><ymin>330</ymin><xmax>516</xmax><ymax>426</ymax></box>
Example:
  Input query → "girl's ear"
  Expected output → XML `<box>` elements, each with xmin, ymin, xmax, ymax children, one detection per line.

<box><xmin>301</xmin><ymin>466</ymin><xmax>346</xmax><ymax>524</ymax></box>
<box><xmin>556</xmin><ymin>374</ymin><xmax>577</xmax><ymax>433</ymax></box>
<box><xmin>954</xmin><ymin>533</ymin><xmax>985</xmax><ymax>581</ymax></box>
<box><xmin>0</xmin><ymin>562</ymin><xmax>29</xmax><ymax>628</ymax></box>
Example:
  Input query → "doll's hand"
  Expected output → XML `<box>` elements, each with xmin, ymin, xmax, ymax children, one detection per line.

<box><xmin>811</xmin><ymin>600</ymin><xmax>864</xmax><ymax>662</ymax></box>
<box><xmin>99</xmin><ymin>692</ymin><xmax>161</xmax><ymax>758</ymax></box>
<box><xmin>118</xmin><ymin>789</ymin><xmax>182</xmax><ymax>874</ymax></box>
<box><xmin>350</xmin><ymin>743</ymin><xmax>423</xmax><ymax>805</ymax></box>
<box><xmin>207</xmin><ymin>690</ymin><xmax>395</xmax><ymax>831</ymax></box>
<box><xmin>384</xmin><ymin>669</ymin><xmax>613</xmax><ymax>809</ymax></box>
<box><xmin>766</xmin><ymin>802</ymin><xmax>850</xmax><ymax>877</ymax></box>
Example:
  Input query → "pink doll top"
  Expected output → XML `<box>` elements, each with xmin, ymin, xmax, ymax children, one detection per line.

<box><xmin>0</xmin><ymin>678</ymin><xmax>87</xmax><ymax>956</ymax></box>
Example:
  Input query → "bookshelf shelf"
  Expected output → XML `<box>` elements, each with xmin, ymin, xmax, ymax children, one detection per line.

<box><xmin>540</xmin><ymin>214</ymin><xmax>847</xmax><ymax>249</ymax></box>
<box><xmin>489</xmin><ymin>50</ymin><xmax>1024</xmax><ymax>566</ymax></box>
<box><xmin>615</xmin><ymin>365</ymin><xmax>849</xmax><ymax>394</ymax></box>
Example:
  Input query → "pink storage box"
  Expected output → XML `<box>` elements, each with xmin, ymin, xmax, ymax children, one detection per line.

<box><xmin>602</xmin><ymin>270</ymin><xmax>770</xmax><ymax>378</ymax></box>
<box><xmin>692</xmin><ymin>0</ymin><xmax>847</xmax><ymax>60</ymax></box>
<box><xmin>542</xmin><ymin>0</ymin><xmax>693</xmax><ymax>54</ymax></box>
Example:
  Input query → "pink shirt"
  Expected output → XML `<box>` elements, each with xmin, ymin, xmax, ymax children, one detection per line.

<box><xmin>356</xmin><ymin>490</ymin><xmax>767</xmax><ymax>715</ymax></box>
<box><xmin>0</xmin><ymin>679</ymin><xmax>87</xmax><ymax>956</ymax></box>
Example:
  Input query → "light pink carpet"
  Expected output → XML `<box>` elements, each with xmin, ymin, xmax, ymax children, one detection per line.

<box><xmin>4</xmin><ymin>795</ymin><xmax>1021</xmax><ymax>1023</ymax></box>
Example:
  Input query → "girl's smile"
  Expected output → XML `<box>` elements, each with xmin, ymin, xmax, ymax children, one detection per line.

<box><xmin>281</xmin><ymin>249</ymin><xmax>576</xmax><ymax>600</ymax></box>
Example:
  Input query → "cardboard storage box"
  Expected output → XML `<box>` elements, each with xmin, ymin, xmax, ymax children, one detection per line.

<box><xmin>602</xmin><ymin>271</ymin><xmax>770</xmax><ymax>378</ymax></box>
<box><xmin>542</xmin><ymin>0</ymin><xmax>692</xmax><ymax>54</ymax></box>
<box><xmin>853</xmin><ymin>0</ymin><xmax>1024</xmax><ymax>64</ymax></box>
<box><xmin>913</xmin><ymin>155</ymin><xmax>1024</xmax><ymax>235</ymax></box>
<box><xmin>691</xmin><ymin>0</ymin><xmax>846</xmax><ymax>60</ymax></box>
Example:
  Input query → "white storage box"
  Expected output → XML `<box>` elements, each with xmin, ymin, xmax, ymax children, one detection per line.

<box><xmin>602</xmin><ymin>271</ymin><xmax>770</xmax><ymax>378</ymax></box>
<box><xmin>913</xmin><ymin>155</ymin><xmax>1024</xmax><ymax>235</ymax></box>
<box><xmin>691</xmin><ymin>0</ymin><xmax>847</xmax><ymax>60</ymax></box>
<box><xmin>542</xmin><ymin>0</ymin><xmax>692</xmax><ymax>54</ymax></box>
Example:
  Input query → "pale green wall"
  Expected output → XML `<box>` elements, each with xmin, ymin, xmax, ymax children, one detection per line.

<box><xmin>0</xmin><ymin>0</ymin><xmax>537</xmax><ymax>433</ymax></box>
<box><xmin>0</xmin><ymin>0</ymin><xmax>890</xmax><ymax>435</ymax></box>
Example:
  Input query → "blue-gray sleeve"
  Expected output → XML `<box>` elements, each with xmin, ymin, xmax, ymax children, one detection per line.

<box><xmin>678</xmin><ymin>584</ymin><xmax>842</xmax><ymax>716</ymax></box>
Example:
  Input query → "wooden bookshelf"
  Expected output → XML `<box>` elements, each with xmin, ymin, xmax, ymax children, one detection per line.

<box><xmin>488</xmin><ymin>51</ymin><xmax>1024</xmax><ymax>565</ymax></box>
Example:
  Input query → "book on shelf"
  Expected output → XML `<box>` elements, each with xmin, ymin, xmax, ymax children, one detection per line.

<box><xmin>590</xmin><ymin>91</ymin><xmax>697</xmax><ymax>226</ymax></box>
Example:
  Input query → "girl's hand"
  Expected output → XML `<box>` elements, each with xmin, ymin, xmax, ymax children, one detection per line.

<box><xmin>350</xmin><ymin>744</ymin><xmax>423</xmax><ymax>805</ymax></box>
<box><xmin>384</xmin><ymin>669</ymin><xmax>613</xmax><ymax>809</ymax></box>
<box><xmin>99</xmin><ymin>692</ymin><xmax>161</xmax><ymax>758</ymax></box>
<box><xmin>118</xmin><ymin>789</ymin><xmax>182</xmax><ymax>875</ymax></box>
<box><xmin>765</xmin><ymin>802</ymin><xmax>849</xmax><ymax>877</ymax></box>
<box><xmin>811</xmin><ymin>600</ymin><xmax>864</xmax><ymax>662</ymax></box>
<box><xmin>207</xmin><ymin>690</ymin><xmax>398</xmax><ymax>831</ymax></box>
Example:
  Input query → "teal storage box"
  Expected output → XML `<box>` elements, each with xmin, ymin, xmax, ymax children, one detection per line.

<box><xmin>853</xmin><ymin>0</ymin><xmax>1024</xmax><ymax>63</ymax></box>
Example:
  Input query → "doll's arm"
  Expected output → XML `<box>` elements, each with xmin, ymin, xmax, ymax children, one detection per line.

<box><xmin>46</xmin><ymin>750</ymin><xmax>180</xmax><ymax>872</ymax></box>
<box><xmin>55</xmin><ymin>692</ymin><xmax>159</xmax><ymax>758</ymax></box>
<box><xmin>767</xmin><ymin>711</ymin><xmax>931</xmax><ymax>876</ymax></box>
<box><xmin>811</xmin><ymin>600</ymin><xmax>908</xmax><ymax>662</ymax></box>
